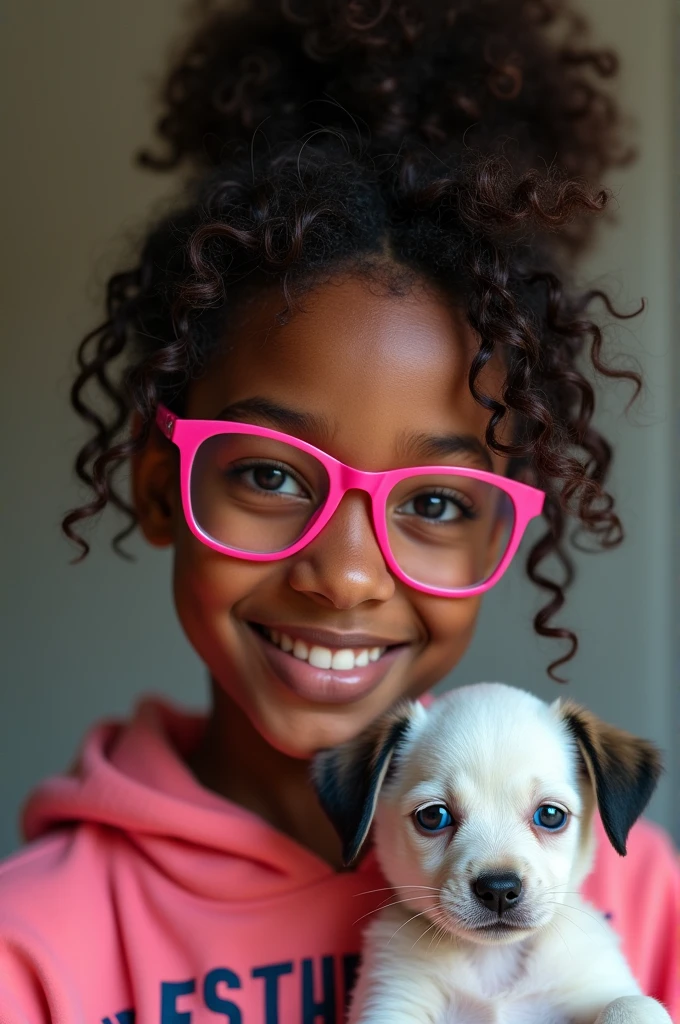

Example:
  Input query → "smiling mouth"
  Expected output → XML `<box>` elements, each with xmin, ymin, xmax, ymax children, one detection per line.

<box><xmin>248</xmin><ymin>622</ymin><xmax>410</xmax><ymax>704</ymax></box>
<box><xmin>254</xmin><ymin>624</ymin><xmax>388</xmax><ymax>671</ymax></box>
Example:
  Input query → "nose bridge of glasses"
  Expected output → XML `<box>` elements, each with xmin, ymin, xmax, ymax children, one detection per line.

<box><xmin>319</xmin><ymin>465</ymin><xmax>384</xmax><ymax>551</ymax></box>
<box><xmin>337</xmin><ymin>462</ymin><xmax>384</xmax><ymax>498</ymax></box>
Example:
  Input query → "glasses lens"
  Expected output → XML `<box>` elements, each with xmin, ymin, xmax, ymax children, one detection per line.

<box><xmin>190</xmin><ymin>433</ymin><xmax>329</xmax><ymax>554</ymax></box>
<box><xmin>386</xmin><ymin>473</ymin><xmax>515</xmax><ymax>591</ymax></box>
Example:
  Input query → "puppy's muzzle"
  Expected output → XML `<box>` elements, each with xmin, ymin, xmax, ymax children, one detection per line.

<box><xmin>473</xmin><ymin>871</ymin><xmax>523</xmax><ymax>917</ymax></box>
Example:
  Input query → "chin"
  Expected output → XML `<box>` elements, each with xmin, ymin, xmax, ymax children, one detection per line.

<box><xmin>242</xmin><ymin>691</ymin><xmax>382</xmax><ymax>761</ymax></box>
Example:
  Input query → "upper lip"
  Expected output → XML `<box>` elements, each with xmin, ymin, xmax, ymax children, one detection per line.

<box><xmin>248</xmin><ymin>622</ymin><xmax>412</xmax><ymax>649</ymax></box>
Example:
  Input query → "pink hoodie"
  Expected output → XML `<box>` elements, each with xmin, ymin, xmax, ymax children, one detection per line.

<box><xmin>0</xmin><ymin>699</ymin><xmax>678</xmax><ymax>1024</ymax></box>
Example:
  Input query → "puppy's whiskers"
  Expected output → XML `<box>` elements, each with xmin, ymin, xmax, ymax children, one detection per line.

<box><xmin>546</xmin><ymin>900</ymin><xmax>609</xmax><ymax>935</ymax></box>
<box><xmin>387</xmin><ymin>906</ymin><xmax>435</xmax><ymax>946</ymax></box>
<box><xmin>353</xmin><ymin>894</ymin><xmax>438</xmax><ymax>927</ymax></box>
<box><xmin>427</xmin><ymin>909</ymin><xmax>452</xmax><ymax>952</ymax></box>
<box><xmin>353</xmin><ymin>886</ymin><xmax>441</xmax><ymax>898</ymax></box>
<box><xmin>548</xmin><ymin>906</ymin><xmax>593</xmax><ymax>941</ymax></box>
<box><xmin>433</xmin><ymin>922</ymin><xmax>450</xmax><ymax>952</ymax></box>
<box><xmin>410</xmin><ymin>905</ymin><xmax>451</xmax><ymax>952</ymax></box>
<box><xmin>411</xmin><ymin>917</ymin><xmax>440</xmax><ymax>952</ymax></box>
<box><xmin>546</xmin><ymin>918</ymin><xmax>572</xmax><ymax>959</ymax></box>
<box><xmin>542</xmin><ymin>881</ymin><xmax>581</xmax><ymax>897</ymax></box>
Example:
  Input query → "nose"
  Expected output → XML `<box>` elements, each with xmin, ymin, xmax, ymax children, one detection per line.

<box><xmin>287</xmin><ymin>492</ymin><xmax>396</xmax><ymax>609</ymax></box>
<box><xmin>473</xmin><ymin>872</ymin><xmax>523</xmax><ymax>916</ymax></box>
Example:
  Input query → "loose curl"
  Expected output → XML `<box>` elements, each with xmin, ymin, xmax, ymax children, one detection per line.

<box><xmin>63</xmin><ymin>0</ymin><xmax>641</xmax><ymax>679</ymax></box>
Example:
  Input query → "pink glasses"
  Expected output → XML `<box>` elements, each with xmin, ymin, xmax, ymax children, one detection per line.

<box><xmin>156</xmin><ymin>404</ymin><xmax>545</xmax><ymax>598</ymax></box>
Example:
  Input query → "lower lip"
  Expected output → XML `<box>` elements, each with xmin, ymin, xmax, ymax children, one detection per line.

<box><xmin>474</xmin><ymin>920</ymin><xmax>525</xmax><ymax>936</ymax></box>
<box><xmin>478</xmin><ymin>921</ymin><xmax>520</xmax><ymax>929</ymax></box>
<box><xmin>442</xmin><ymin>912</ymin><xmax>527</xmax><ymax>939</ymax></box>
<box><xmin>249</xmin><ymin>626</ymin><xmax>407</xmax><ymax>705</ymax></box>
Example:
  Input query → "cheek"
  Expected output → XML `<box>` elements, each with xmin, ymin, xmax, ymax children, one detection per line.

<box><xmin>171</xmin><ymin>519</ymin><xmax>269</xmax><ymax>662</ymax></box>
<box><xmin>405</xmin><ymin>592</ymin><xmax>483</xmax><ymax>693</ymax></box>
<box><xmin>173</xmin><ymin>526</ymin><xmax>253</xmax><ymax>605</ymax></box>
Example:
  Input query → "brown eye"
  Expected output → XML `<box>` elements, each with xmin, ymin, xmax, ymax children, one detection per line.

<box><xmin>414</xmin><ymin>804</ymin><xmax>454</xmax><ymax>832</ymax></box>
<box><xmin>229</xmin><ymin>462</ymin><xmax>309</xmax><ymax>498</ymax></box>
<box><xmin>253</xmin><ymin>466</ymin><xmax>287</xmax><ymax>490</ymax></box>
<box><xmin>414</xmin><ymin>494</ymin><xmax>450</xmax><ymax>520</ymax></box>
<box><xmin>397</xmin><ymin>490</ymin><xmax>475</xmax><ymax>523</ymax></box>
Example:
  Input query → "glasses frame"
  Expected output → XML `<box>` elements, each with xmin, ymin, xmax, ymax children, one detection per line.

<box><xmin>156</xmin><ymin>404</ymin><xmax>545</xmax><ymax>598</ymax></box>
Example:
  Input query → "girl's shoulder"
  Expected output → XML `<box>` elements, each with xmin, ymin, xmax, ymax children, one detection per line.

<box><xmin>0</xmin><ymin>820</ymin><xmax>125</xmax><ymax>950</ymax></box>
<box><xmin>0</xmin><ymin>824</ymin><xmax>126</xmax><ymax>1024</ymax></box>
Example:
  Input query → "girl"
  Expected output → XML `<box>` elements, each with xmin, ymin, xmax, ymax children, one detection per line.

<box><xmin>1</xmin><ymin>2</ymin><xmax>678</xmax><ymax>1022</ymax></box>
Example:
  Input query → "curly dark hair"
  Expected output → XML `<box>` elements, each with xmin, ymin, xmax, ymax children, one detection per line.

<box><xmin>64</xmin><ymin>0</ymin><xmax>642</xmax><ymax>679</ymax></box>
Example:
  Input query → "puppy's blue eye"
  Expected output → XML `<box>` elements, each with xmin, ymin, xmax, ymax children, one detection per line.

<box><xmin>415</xmin><ymin>805</ymin><xmax>453</xmax><ymax>832</ymax></box>
<box><xmin>533</xmin><ymin>805</ymin><xmax>568</xmax><ymax>831</ymax></box>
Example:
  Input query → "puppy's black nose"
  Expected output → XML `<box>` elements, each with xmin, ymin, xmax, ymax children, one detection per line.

<box><xmin>473</xmin><ymin>872</ymin><xmax>523</xmax><ymax>916</ymax></box>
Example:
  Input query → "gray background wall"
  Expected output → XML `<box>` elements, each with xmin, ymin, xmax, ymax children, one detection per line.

<box><xmin>1</xmin><ymin>0</ymin><xmax>677</xmax><ymax>858</ymax></box>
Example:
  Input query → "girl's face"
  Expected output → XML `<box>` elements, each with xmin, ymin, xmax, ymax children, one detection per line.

<box><xmin>135</xmin><ymin>275</ymin><xmax>510</xmax><ymax>757</ymax></box>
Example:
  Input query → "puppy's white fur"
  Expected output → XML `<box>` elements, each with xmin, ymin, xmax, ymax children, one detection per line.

<box><xmin>317</xmin><ymin>684</ymin><xmax>671</xmax><ymax>1024</ymax></box>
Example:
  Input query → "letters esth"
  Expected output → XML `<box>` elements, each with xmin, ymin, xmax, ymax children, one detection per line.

<box><xmin>101</xmin><ymin>952</ymin><xmax>360</xmax><ymax>1024</ymax></box>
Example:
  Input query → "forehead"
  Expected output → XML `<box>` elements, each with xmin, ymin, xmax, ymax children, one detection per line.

<box><xmin>186</xmin><ymin>275</ymin><xmax>508</xmax><ymax>472</ymax></box>
<box><xmin>401</xmin><ymin>689</ymin><xmax>578</xmax><ymax>808</ymax></box>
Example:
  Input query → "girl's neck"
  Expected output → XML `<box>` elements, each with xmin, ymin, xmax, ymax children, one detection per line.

<box><xmin>186</xmin><ymin>682</ymin><xmax>344</xmax><ymax>869</ymax></box>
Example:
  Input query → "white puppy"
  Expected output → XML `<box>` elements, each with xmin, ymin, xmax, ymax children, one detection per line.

<box><xmin>313</xmin><ymin>683</ymin><xmax>671</xmax><ymax>1024</ymax></box>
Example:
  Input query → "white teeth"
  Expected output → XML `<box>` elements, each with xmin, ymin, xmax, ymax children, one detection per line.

<box><xmin>331</xmin><ymin>649</ymin><xmax>355</xmax><ymax>670</ymax></box>
<box><xmin>309</xmin><ymin>646</ymin><xmax>332</xmax><ymax>669</ymax></box>
<box><xmin>293</xmin><ymin>639</ymin><xmax>309</xmax><ymax>661</ymax></box>
<box><xmin>264</xmin><ymin>628</ymin><xmax>386</xmax><ymax>671</ymax></box>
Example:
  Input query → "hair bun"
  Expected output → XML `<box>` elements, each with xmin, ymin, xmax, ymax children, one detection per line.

<box><xmin>141</xmin><ymin>0</ymin><xmax>629</xmax><ymax>197</ymax></box>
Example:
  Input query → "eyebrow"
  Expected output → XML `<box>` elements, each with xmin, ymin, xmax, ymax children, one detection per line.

<box><xmin>217</xmin><ymin>397</ymin><xmax>332</xmax><ymax>438</ymax></box>
<box><xmin>400</xmin><ymin>430</ymin><xmax>493</xmax><ymax>471</ymax></box>
<box><xmin>217</xmin><ymin>397</ymin><xmax>493</xmax><ymax>470</ymax></box>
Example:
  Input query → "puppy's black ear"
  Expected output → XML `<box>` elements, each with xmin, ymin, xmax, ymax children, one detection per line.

<box><xmin>312</xmin><ymin>703</ymin><xmax>417</xmax><ymax>867</ymax></box>
<box><xmin>561</xmin><ymin>700</ymin><xmax>662</xmax><ymax>856</ymax></box>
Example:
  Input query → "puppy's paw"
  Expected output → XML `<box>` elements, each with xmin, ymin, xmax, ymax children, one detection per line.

<box><xmin>594</xmin><ymin>996</ymin><xmax>672</xmax><ymax>1024</ymax></box>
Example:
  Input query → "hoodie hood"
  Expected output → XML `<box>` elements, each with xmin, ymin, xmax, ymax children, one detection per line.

<box><xmin>22</xmin><ymin>699</ymin><xmax>342</xmax><ymax>900</ymax></box>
